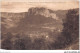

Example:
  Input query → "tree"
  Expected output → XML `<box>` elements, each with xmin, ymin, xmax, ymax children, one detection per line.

<box><xmin>63</xmin><ymin>9</ymin><xmax>79</xmax><ymax>42</ymax></box>
<box><xmin>52</xmin><ymin>8</ymin><xmax>79</xmax><ymax>49</ymax></box>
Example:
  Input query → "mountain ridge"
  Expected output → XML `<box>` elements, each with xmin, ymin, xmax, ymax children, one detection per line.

<box><xmin>1</xmin><ymin>7</ymin><xmax>79</xmax><ymax>33</ymax></box>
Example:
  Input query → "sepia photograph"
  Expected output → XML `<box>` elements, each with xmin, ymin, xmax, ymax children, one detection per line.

<box><xmin>1</xmin><ymin>1</ymin><xmax>79</xmax><ymax>50</ymax></box>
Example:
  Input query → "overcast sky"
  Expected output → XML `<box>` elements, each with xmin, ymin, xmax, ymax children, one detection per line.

<box><xmin>1</xmin><ymin>1</ymin><xmax>79</xmax><ymax>13</ymax></box>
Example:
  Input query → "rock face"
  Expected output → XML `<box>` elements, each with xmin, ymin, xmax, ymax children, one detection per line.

<box><xmin>28</xmin><ymin>7</ymin><xmax>59</xmax><ymax>20</ymax></box>
<box><xmin>1</xmin><ymin>7</ymin><xmax>79</xmax><ymax>50</ymax></box>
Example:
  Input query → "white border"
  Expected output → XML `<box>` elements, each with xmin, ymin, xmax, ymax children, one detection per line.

<box><xmin>0</xmin><ymin>0</ymin><xmax>79</xmax><ymax>52</ymax></box>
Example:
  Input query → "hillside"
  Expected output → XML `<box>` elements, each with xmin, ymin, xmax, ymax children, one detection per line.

<box><xmin>1</xmin><ymin>7</ymin><xmax>79</xmax><ymax>50</ymax></box>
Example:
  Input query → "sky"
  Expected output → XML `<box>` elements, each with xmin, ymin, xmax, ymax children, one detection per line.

<box><xmin>1</xmin><ymin>0</ymin><xmax>79</xmax><ymax>2</ymax></box>
<box><xmin>1</xmin><ymin>0</ymin><xmax>79</xmax><ymax>13</ymax></box>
